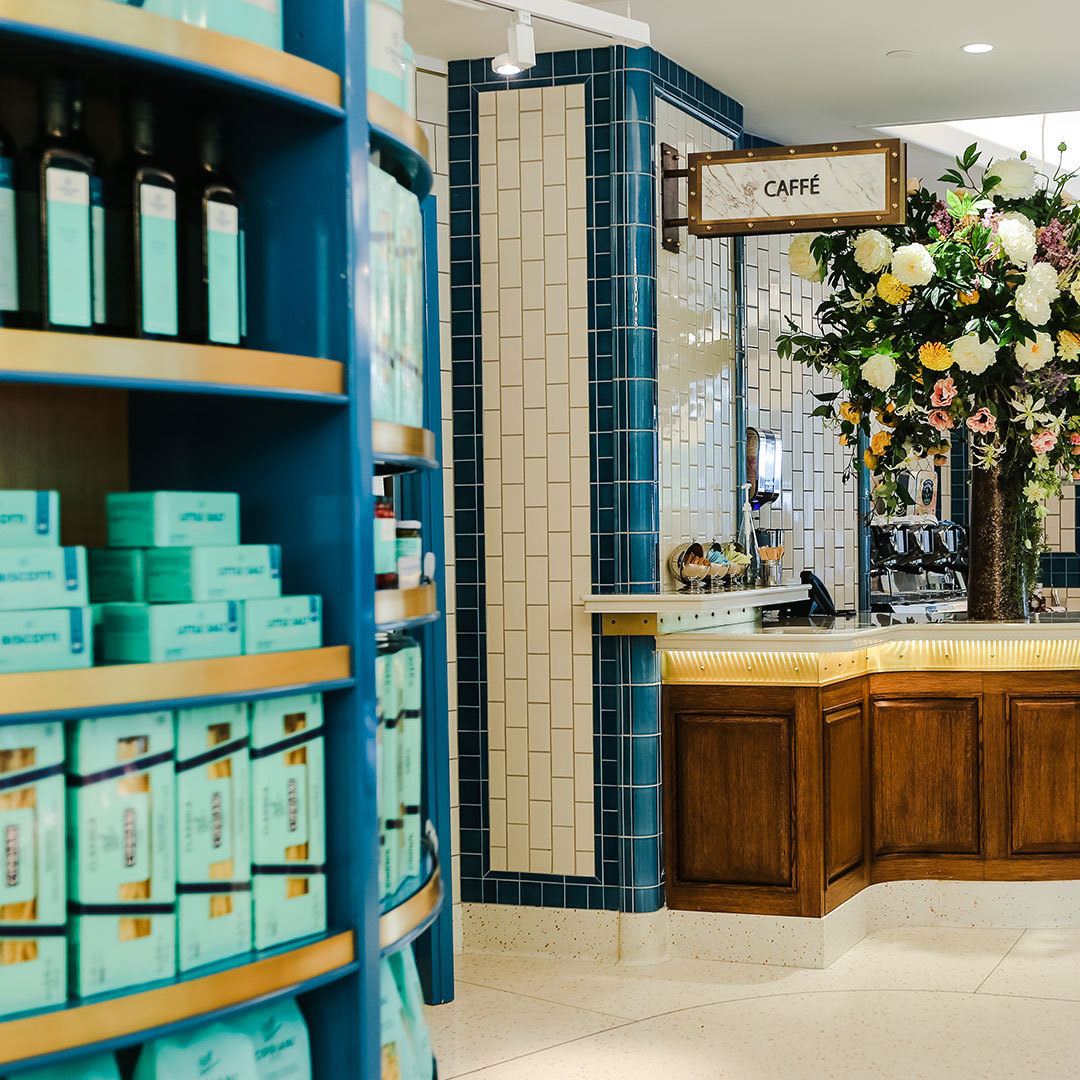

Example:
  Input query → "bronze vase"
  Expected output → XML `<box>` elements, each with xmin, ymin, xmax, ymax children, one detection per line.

<box><xmin>966</xmin><ymin>465</ymin><xmax>1029</xmax><ymax>621</ymax></box>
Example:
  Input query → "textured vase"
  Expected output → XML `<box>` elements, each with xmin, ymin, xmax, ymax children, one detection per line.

<box><xmin>966</xmin><ymin>465</ymin><xmax>1029</xmax><ymax>621</ymax></box>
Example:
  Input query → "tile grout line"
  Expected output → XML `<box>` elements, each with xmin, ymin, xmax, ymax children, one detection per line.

<box><xmin>453</xmin><ymin>976</ymin><xmax>639</xmax><ymax>1021</ymax></box>
<box><xmin>973</xmin><ymin>928</ymin><xmax>1027</xmax><ymax>994</ymax></box>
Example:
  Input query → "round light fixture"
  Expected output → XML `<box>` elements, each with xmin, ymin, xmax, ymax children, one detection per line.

<box><xmin>962</xmin><ymin>42</ymin><xmax>994</xmax><ymax>53</ymax></box>
<box><xmin>492</xmin><ymin>53</ymin><xmax>523</xmax><ymax>75</ymax></box>
<box><xmin>886</xmin><ymin>49</ymin><xmax>914</xmax><ymax>59</ymax></box>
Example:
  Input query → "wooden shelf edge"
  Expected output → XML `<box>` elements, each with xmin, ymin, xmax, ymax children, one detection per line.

<box><xmin>0</xmin><ymin>646</ymin><xmax>352</xmax><ymax>720</ymax></box>
<box><xmin>374</xmin><ymin>586</ymin><xmax>439</xmax><ymax>630</ymax></box>
<box><xmin>0</xmin><ymin>329</ymin><xmax>346</xmax><ymax>399</ymax></box>
<box><xmin>0</xmin><ymin>0</ymin><xmax>342</xmax><ymax>111</ymax></box>
<box><xmin>368</xmin><ymin>92</ymin><xmax>434</xmax><ymax>196</ymax></box>
<box><xmin>372</xmin><ymin>420</ymin><xmax>438</xmax><ymax>469</ymax></box>
<box><xmin>0</xmin><ymin>931</ymin><xmax>356</xmax><ymax>1067</ymax></box>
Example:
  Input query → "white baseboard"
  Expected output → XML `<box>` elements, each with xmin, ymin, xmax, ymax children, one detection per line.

<box><xmin>460</xmin><ymin>879</ymin><xmax>1080</xmax><ymax>969</ymax></box>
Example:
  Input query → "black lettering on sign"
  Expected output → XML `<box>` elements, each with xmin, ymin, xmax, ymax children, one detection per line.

<box><xmin>763</xmin><ymin>174</ymin><xmax>821</xmax><ymax>197</ymax></box>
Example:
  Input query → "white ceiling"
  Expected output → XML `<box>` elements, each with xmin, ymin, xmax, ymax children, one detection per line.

<box><xmin>406</xmin><ymin>0</ymin><xmax>1080</xmax><ymax>146</ymax></box>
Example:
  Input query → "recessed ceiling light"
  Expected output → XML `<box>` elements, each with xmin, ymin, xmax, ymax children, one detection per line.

<box><xmin>886</xmin><ymin>49</ymin><xmax>914</xmax><ymax>59</ymax></box>
<box><xmin>962</xmin><ymin>42</ymin><xmax>994</xmax><ymax>53</ymax></box>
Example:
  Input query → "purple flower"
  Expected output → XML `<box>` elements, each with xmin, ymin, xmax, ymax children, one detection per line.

<box><xmin>1036</xmin><ymin>218</ymin><xmax>1076</xmax><ymax>271</ymax></box>
<box><xmin>930</xmin><ymin>201</ymin><xmax>954</xmax><ymax>238</ymax></box>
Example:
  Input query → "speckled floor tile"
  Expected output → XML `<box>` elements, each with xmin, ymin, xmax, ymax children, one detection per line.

<box><xmin>977</xmin><ymin>929</ymin><xmax>1080</xmax><ymax>1000</ymax></box>
<box><xmin>424</xmin><ymin>978</ymin><xmax>626</xmax><ymax>1078</ymax></box>
<box><xmin>446</xmin><ymin>990</ymin><xmax>1080</xmax><ymax>1079</ymax></box>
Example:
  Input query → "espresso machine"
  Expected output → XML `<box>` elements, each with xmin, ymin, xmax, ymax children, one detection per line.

<box><xmin>869</xmin><ymin>519</ymin><xmax>968</xmax><ymax>613</ymax></box>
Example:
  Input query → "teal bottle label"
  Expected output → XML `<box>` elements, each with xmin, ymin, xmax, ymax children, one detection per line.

<box><xmin>239</xmin><ymin>226</ymin><xmax>247</xmax><ymax>339</ymax></box>
<box><xmin>374</xmin><ymin>516</ymin><xmax>396</xmax><ymax>576</ymax></box>
<box><xmin>139</xmin><ymin>183</ymin><xmax>179</xmax><ymax>336</ymax></box>
<box><xmin>90</xmin><ymin>176</ymin><xmax>105</xmax><ymax>325</ymax></box>
<box><xmin>0</xmin><ymin>157</ymin><xmax>17</xmax><ymax>311</ymax></box>
<box><xmin>45</xmin><ymin>166</ymin><xmax>92</xmax><ymax>328</ymax></box>
<box><xmin>206</xmin><ymin>200</ymin><xmax>240</xmax><ymax>344</ymax></box>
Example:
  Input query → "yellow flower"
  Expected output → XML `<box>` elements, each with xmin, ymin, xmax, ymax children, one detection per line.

<box><xmin>933</xmin><ymin>454</ymin><xmax>949</xmax><ymax>466</ymax></box>
<box><xmin>877</xmin><ymin>273</ymin><xmax>912</xmax><ymax>306</ymax></box>
<box><xmin>870</xmin><ymin>431</ymin><xmax>892</xmax><ymax>456</ymax></box>
<box><xmin>1059</xmin><ymin>330</ymin><xmax>1080</xmax><ymax>362</ymax></box>
<box><xmin>957</xmin><ymin>289</ymin><xmax>980</xmax><ymax>306</ymax></box>
<box><xmin>839</xmin><ymin>401</ymin><xmax>862</xmax><ymax>424</ymax></box>
<box><xmin>919</xmin><ymin>341</ymin><xmax>953</xmax><ymax>371</ymax></box>
<box><xmin>838</xmin><ymin>435</ymin><xmax>849</xmax><ymax>447</ymax></box>
<box><xmin>875</xmin><ymin>407</ymin><xmax>897</xmax><ymax>427</ymax></box>
<box><xmin>864</xmin><ymin>450</ymin><xmax>879</xmax><ymax>471</ymax></box>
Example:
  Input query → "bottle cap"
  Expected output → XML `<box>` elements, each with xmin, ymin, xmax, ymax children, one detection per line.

<box><xmin>397</xmin><ymin>520</ymin><xmax>422</xmax><ymax>530</ymax></box>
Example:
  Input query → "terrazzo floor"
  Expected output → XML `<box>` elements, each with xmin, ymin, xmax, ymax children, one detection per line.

<box><xmin>426</xmin><ymin>927</ymin><xmax>1080</xmax><ymax>1078</ymax></box>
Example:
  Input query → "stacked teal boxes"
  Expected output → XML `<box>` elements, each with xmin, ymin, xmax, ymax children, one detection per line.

<box><xmin>0</xmin><ymin>490</ymin><xmax>92</xmax><ymax>674</ymax></box>
<box><xmin>249</xmin><ymin>693</ymin><xmax>326</xmax><ymax>949</ymax></box>
<box><xmin>0</xmin><ymin>723</ymin><xmax>67</xmax><ymax>1018</ymax></box>
<box><xmin>99</xmin><ymin>492</ymin><xmax>321</xmax><ymax>661</ymax></box>
<box><xmin>66</xmin><ymin>711</ymin><xmax>176</xmax><ymax>996</ymax></box>
<box><xmin>175</xmin><ymin>702</ymin><xmax>251</xmax><ymax>972</ymax></box>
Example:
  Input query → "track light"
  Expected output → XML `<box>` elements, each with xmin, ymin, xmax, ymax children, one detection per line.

<box><xmin>492</xmin><ymin>10</ymin><xmax>536</xmax><ymax>76</ymax></box>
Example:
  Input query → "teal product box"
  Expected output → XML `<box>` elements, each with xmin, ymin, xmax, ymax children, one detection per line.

<box><xmin>0</xmin><ymin>547</ymin><xmax>87</xmax><ymax>611</ymax></box>
<box><xmin>103</xmin><ymin>601</ymin><xmax>241</xmax><ymax>663</ymax></box>
<box><xmin>176</xmin><ymin>702</ymin><xmax>252</xmax><ymax>972</ymax></box>
<box><xmin>135</xmin><ymin>1021</ymin><xmax>259</xmax><ymax>1080</ymax></box>
<box><xmin>368</xmin><ymin>165</ymin><xmax>397</xmax><ymax>422</ymax></box>
<box><xmin>203</xmin><ymin>0</ymin><xmax>283</xmax><ymax>50</ymax></box>
<box><xmin>379</xmin><ymin>644</ymin><xmax>401</xmax><ymax>900</ymax></box>
<box><xmin>15</xmin><ymin>1052</ymin><xmax>121</xmax><ymax>1080</ymax></box>
<box><xmin>0</xmin><ymin>492</ymin><xmax>58</xmax><ymax>549</ymax></box>
<box><xmin>366</xmin><ymin>0</ymin><xmax>405</xmax><ymax>109</ymax></box>
<box><xmin>394</xmin><ymin>182</ymin><xmax>424</xmax><ymax>429</ymax></box>
<box><xmin>391</xmin><ymin>947</ymin><xmax>433</xmax><ymax>1077</ymax></box>
<box><xmin>380</xmin><ymin>958</ymin><xmax>420</xmax><ymax>1080</ymax></box>
<box><xmin>233</xmin><ymin>997</ymin><xmax>313</xmax><ymax>1079</ymax></box>
<box><xmin>242</xmin><ymin>595</ymin><xmax>322</xmax><ymax>655</ymax></box>
<box><xmin>89</xmin><ymin>548</ymin><xmax>146</xmax><ymax>602</ymax></box>
<box><xmin>0</xmin><ymin>606</ymin><xmax>91</xmax><ymax>674</ymax></box>
<box><xmin>146</xmin><ymin>545</ymin><xmax>282</xmax><ymax>603</ymax></box>
<box><xmin>67</xmin><ymin>711</ymin><xmax>176</xmax><ymax>996</ymax></box>
<box><xmin>250</xmin><ymin>694</ymin><xmax>326</xmax><ymax>950</ymax></box>
<box><xmin>0</xmin><ymin>723</ymin><xmax>67</xmax><ymax>1018</ymax></box>
<box><xmin>106</xmin><ymin>491</ymin><xmax>240</xmax><ymax>549</ymax></box>
<box><xmin>396</xmin><ymin>638</ymin><xmax>423</xmax><ymax>882</ymax></box>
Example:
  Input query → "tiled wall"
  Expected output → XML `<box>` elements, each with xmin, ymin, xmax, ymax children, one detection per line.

<box><xmin>478</xmin><ymin>86</ymin><xmax>596</xmax><ymax>876</ymax></box>
<box><xmin>745</xmin><ymin>233</ymin><xmax>857</xmax><ymax>611</ymax></box>
<box><xmin>415</xmin><ymin>62</ymin><xmax>462</xmax><ymax>947</ymax></box>
<box><xmin>654</xmin><ymin>97</ymin><xmax>737</xmax><ymax>565</ymax></box>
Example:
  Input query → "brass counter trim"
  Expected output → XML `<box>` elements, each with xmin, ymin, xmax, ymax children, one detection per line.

<box><xmin>663</xmin><ymin>638</ymin><xmax>1080</xmax><ymax>685</ymax></box>
<box><xmin>379</xmin><ymin>844</ymin><xmax>443</xmax><ymax>952</ymax></box>
<box><xmin>0</xmin><ymin>0</ymin><xmax>342</xmax><ymax>109</ymax></box>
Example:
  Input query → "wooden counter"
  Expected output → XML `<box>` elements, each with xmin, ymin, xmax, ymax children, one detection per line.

<box><xmin>661</xmin><ymin>621</ymin><xmax>1080</xmax><ymax>918</ymax></box>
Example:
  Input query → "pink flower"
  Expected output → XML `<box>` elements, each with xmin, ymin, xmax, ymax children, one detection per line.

<box><xmin>928</xmin><ymin>409</ymin><xmax>954</xmax><ymax>431</ymax></box>
<box><xmin>1032</xmin><ymin>430</ymin><xmax>1058</xmax><ymax>454</ymax></box>
<box><xmin>966</xmin><ymin>407</ymin><xmax>996</xmax><ymax>434</ymax></box>
<box><xmin>930</xmin><ymin>377</ymin><xmax>958</xmax><ymax>408</ymax></box>
<box><xmin>1070</xmin><ymin>432</ymin><xmax>1080</xmax><ymax>446</ymax></box>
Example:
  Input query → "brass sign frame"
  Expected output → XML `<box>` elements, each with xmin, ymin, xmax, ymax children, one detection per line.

<box><xmin>682</xmin><ymin>138</ymin><xmax>906</xmax><ymax>238</ymax></box>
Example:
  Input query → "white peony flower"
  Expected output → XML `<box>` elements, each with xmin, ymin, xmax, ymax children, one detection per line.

<box><xmin>788</xmin><ymin>234</ymin><xmax>824</xmax><ymax>282</ymax></box>
<box><xmin>1070</xmin><ymin>278</ymin><xmax>1080</xmax><ymax>306</ymax></box>
<box><xmin>852</xmin><ymin>229</ymin><xmax>893</xmax><ymax>273</ymax></box>
<box><xmin>861</xmin><ymin>352</ymin><xmax>897</xmax><ymax>391</ymax></box>
<box><xmin>892</xmin><ymin>243</ymin><xmax>935</xmax><ymax>287</ymax></box>
<box><xmin>1015</xmin><ymin>331</ymin><xmax>1056</xmax><ymax>371</ymax></box>
<box><xmin>951</xmin><ymin>333</ymin><xmax>998</xmax><ymax>375</ymax></box>
<box><xmin>997</xmin><ymin>214</ymin><xmax>1037</xmax><ymax>267</ymax></box>
<box><xmin>1060</xmin><ymin>332</ymin><xmax>1080</xmax><ymax>362</ymax></box>
<box><xmin>986</xmin><ymin>157</ymin><xmax>1038</xmax><ymax>200</ymax></box>
<box><xmin>1015</xmin><ymin>262</ymin><xmax>1062</xmax><ymax>325</ymax></box>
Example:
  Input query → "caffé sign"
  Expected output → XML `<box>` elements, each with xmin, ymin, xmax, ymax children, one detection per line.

<box><xmin>686</xmin><ymin>139</ymin><xmax>906</xmax><ymax>237</ymax></box>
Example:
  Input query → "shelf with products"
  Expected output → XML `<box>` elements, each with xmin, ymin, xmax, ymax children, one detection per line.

<box><xmin>0</xmin><ymin>931</ymin><xmax>356</xmax><ymax>1073</ymax></box>
<box><xmin>379</xmin><ymin>828</ymin><xmax>445</xmax><ymax>956</ymax></box>
<box><xmin>368</xmin><ymin>91</ymin><xmax>434</xmax><ymax>199</ymax></box>
<box><xmin>373</xmin><ymin>420</ymin><xmax>440</xmax><ymax>472</ymax></box>
<box><xmin>375</xmin><ymin>584</ymin><xmax>440</xmax><ymax>631</ymax></box>
<box><xmin>0</xmin><ymin>646</ymin><xmax>352</xmax><ymax>725</ymax></box>
<box><xmin>0</xmin><ymin>328</ymin><xmax>347</xmax><ymax>402</ymax></box>
<box><xmin>0</xmin><ymin>0</ymin><xmax>343</xmax><ymax>116</ymax></box>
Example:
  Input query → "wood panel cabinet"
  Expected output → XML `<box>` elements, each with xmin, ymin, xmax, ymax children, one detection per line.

<box><xmin>663</xmin><ymin>674</ymin><xmax>1080</xmax><ymax>918</ymax></box>
<box><xmin>1009</xmin><ymin>698</ymin><xmax>1080</xmax><ymax>855</ymax></box>
<box><xmin>871</xmin><ymin>698</ymin><xmax>981</xmax><ymax>856</ymax></box>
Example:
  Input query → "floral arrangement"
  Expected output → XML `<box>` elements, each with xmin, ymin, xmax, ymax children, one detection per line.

<box><xmin>777</xmin><ymin>144</ymin><xmax>1080</xmax><ymax>596</ymax></box>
